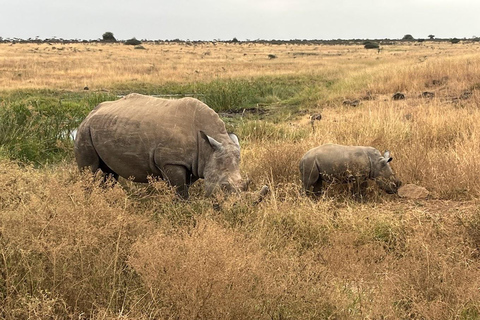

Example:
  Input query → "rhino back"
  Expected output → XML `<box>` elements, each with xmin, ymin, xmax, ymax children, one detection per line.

<box><xmin>79</xmin><ymin>94</ymin><xmax>229</xmax><ymax>181</ymax></box>
<box><xmin>308</xmin><ymin>144</ymin><xmax>372</xmax><ymax>180</ymax></box>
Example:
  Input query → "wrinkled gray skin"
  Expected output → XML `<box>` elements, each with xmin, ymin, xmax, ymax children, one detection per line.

<box><xmin>299</xmin><ymin>143</ymin><xmax>401</xmax><ymax>197</ymax></box>
<box><xmin>74</xmin><ymin>93</ymin><xmax>245</xmax><ymax>199</ymax></box>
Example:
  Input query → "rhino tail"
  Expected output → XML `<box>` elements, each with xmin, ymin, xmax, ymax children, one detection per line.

<box><xmin>75</xmin><ymin>126</ymin><xmax>117</xmax><ymax>180</ymax></box>
<box><xmin>300</xmin><ymin>157</ymin><xmax>320</xmax><ymax>192</ymax></box>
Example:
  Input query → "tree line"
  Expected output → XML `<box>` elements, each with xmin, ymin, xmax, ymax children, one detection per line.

<box><xmin>1</xmin><ymin>32</ymin><xmax>478</xmax><ymax>45</ymax></box>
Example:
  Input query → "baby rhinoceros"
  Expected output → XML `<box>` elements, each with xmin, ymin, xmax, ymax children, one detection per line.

<box><xmin>299</xmin><ymin>144</ymin><xmax>401</xmax><ymax>197</ymax></box>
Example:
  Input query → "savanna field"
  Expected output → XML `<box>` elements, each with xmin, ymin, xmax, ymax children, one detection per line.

<box><xmin>1</xmin><ymin>40</ymin><xmax>480</xmax><ymax>319</ymax></box>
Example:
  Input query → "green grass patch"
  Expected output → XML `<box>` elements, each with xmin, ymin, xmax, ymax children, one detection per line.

<box><xmin>0</xmin><ymin>74</ymin><xmax>336</xmax><ymax>164</ymax></box>
<box><xmin>0</xmin><ymin>90</ymin><xmax>117</xmax><ymax>164</ymax></box>
<box><xmin>112</xmin><ymin>75</ymin><xmax>335</xmax><ymax>112</ymax></box>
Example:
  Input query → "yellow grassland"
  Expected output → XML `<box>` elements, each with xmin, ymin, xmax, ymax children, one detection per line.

<box><xmin>1</xmin><ymin>41</ymin><xmax>480</xmax><ymax>319</ymax></box>
<box><xmin>1</xmin><ymin>41</ymin><xmax>477</xmax><ymax>91</ymax></box>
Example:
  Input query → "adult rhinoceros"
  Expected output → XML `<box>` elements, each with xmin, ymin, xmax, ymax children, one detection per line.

<box><xmin>74</xmin><ymin>93</ymin><xmax>245</xmax><ymax>199</ymax></box>
<box><xmin>299</xmin><ymin>143</ymin><xmax>401</xmax><ymax>197</ymax></box>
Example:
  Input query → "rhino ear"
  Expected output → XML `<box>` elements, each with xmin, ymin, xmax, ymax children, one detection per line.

<box><xmin>383</xmin><ymin>151</ymin><xmax>393</xmax><ymax>163</ymax></box>
<box><xmin>201</xmin><ymin>131</ymin><xmax>223</xmax><ymax>151</ymax></box>
<box><xmin>229</xmin><ymin>133</ymin><xmax>240</xmax><ymax>148</ymax></box>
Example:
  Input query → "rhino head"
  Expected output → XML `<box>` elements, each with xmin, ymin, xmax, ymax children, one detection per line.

<box><xmin>201</xmin><ymin>132</ymin><xmax>246</xmax><ymax>197</ymax></box>
<box><xmin>372</xmin><ymin>151</ymin><xmax>402</xmax><ymax>194</ymax></box>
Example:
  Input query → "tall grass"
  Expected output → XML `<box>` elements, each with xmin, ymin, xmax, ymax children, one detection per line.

<box><xmin>112</xmin><ymin>75</ymin><xmax>328</xmax><ymax>112</ymax></box>
<box><xmin>1</xmin><ymin>161</ymin><xmax>480</xmax><ymax>319</ymax></box>
<box><xmin>0</xmin><ymin>91</ymin><xmax>116</xmax><ymax>164</ymax></box>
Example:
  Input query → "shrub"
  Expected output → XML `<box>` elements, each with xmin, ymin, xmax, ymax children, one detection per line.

<box><xmin>364</xmin><ymin>41</ymin><xmax>380</xmax><ymax>49</ymax></box>
<box><xmin>125</xmin><ymin>37</ymin><xmax>142</xmax><ymax>46</ymax></box>
<box><xmin>102</xmin><ymin>32</ymin><xmax>116</xmax><ymax>42</ymax></box>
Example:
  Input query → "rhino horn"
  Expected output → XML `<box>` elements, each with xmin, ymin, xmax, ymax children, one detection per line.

<box><xmin>229</xmin><ymin>133</ymin><xmax>240</xmax><ymax>148</ymax></box>
<box><xmin>383</xmin><ymin>150</ymin><xmax>392</xmax><ymax>162</ymax></box>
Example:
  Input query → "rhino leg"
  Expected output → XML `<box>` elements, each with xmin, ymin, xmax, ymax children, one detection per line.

<box><xmin>98</xmin><ymin>158</ymin><xmax>119</xmax><ymax>182</ymax></box>
<box><xmin>311</xmin><ymin>177</ymin><xmax>324</xmax><ymax>197</ymax></box>
<box><xmin>350</xmin><ymin>179</ymin><xmax>368</xmax><ymax>200</ymax></box>
<box><xmin>76</xmin><ymin>146</ymin><xmax>118</xmax><ymax>182</ymax></box>
<box><xmin>162</xmin><ymin>165</ymin><xmax>190</xmax><ymax>199</ymax></box>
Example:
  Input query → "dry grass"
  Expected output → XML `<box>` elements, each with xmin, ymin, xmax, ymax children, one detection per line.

<box><xmin>2</xmin><ymin>41</ymin><xmax>478</xmax><ymax>92</ymax></box>
<box><xmin>1</xmin><ymin>42</ymin><xmax>480</xmax><ymax>319</ymax></box>
<box><xmin>1</xmin><ymin>161</ymin><xmax>480</xmax><ymax>319</ymax></box>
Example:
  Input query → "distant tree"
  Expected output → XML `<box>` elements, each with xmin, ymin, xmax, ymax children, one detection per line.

<box><xmin>402</xmin><ymin>34</ymin><xmax>415</xmax><ymax>41</ymax></box>
<box><xmin>231</xmin><ymin>37</ymin><xmax>239</xmax><ymax>43</ymax></box>
<box><xmin>125</xmin><ymin>37</ymin><xmax>142</xmax><ymax>46</ymax></box>
<box><xmin>428</xmin><ymin>34</ymin><xmax>435</xmax><ymax>40</ymax></box>
<box><xmin>102</xmin><ymin>32</ymin><xmax>116</xmax><ymax>42</ymax></box>
<box><xmin>451</xmin><ymin>38</ymin><xmax>460</xmax><ymax>44</ymax></box>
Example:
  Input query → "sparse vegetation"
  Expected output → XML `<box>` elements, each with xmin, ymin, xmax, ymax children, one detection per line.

<box><xmin>1</xmin><ymin>41</ymin><xmax>480</xmax><ymax>319</ymax></box>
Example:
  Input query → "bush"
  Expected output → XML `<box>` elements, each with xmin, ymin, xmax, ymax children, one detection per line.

<box><xmin>125</xmin><ymin>38</ymin><xmax>142</xmax><ymax>46</ymax></box>
<box><xmin>364</xmin><ymin>41</ymin><xmax>380</xmax><ymax>49</ymax></box>
<box><xmin>102</xmin><ymin>32</ymin><xmax>116</xmax><ymax>42</ymax></box>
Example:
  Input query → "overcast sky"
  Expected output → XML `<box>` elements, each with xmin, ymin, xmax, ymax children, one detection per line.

<box><xmin>1</xmin><ymin>0</ymin><xmax>479</xmax><ymax>41</ymax></box>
